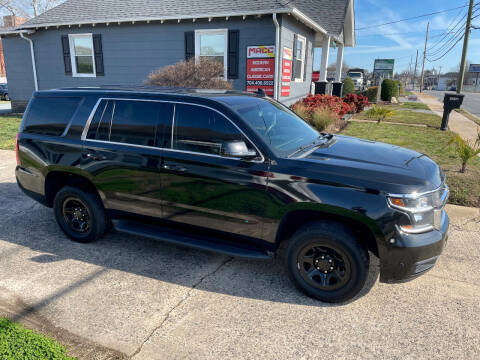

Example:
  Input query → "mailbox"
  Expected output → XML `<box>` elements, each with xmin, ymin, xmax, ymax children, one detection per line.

<box><xmin>441</xmin><ymin>93</ymin><xmax>465</xmax><ymax>131</ymax></box>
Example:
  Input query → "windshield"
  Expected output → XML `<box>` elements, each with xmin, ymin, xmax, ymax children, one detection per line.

<box><xmin>231</xmin><ymin>97</ymin><xmax>320</xmax><ymax>157</ymax></box>
<box><xmin>348</xmin><ymin>72</ymin><xmax>362</xmax><ymax>78</ymax></box>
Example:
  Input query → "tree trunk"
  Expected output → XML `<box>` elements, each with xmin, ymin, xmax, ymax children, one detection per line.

<box><xmin>461</xmin><ymin>162</ymin><xmax>467</xmax><ymax>173</ymax></box>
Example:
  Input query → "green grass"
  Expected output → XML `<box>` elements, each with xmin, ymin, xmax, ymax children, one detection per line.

<box><xmin>0</xmin><ymin>318</ymin><xmax>76</xmax><ymax>360</ymax></box>
<box><xmin>395</xmin><ymin>102</ymin><xmax>430</xmax><ymax>111</ymax></box>
<box><xmin>356</xmin><ymin>108</ymin><xmax>441</xmax><ymax>128</ymax></box>
<box><xmin>342</xmin><ymin>122</ymin><xmax>480</xmax><ymax>207</ymax></box>
<box><xmin>0</xmin><ymin>115</ymin><xmax>22</xmax><ymax>150</ymax></box>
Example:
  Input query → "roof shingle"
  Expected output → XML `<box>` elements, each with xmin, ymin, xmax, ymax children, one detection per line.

<box><xmin>20</xmin><ymin>0</ymin><xmax>350</xmax><ymax>38</ymax></box>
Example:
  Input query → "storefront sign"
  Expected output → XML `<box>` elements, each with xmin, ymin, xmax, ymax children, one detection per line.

<box><xmin>281</xmin><ymin>47</ymin><xmax>292</xmax><ymax>97</ymax></box>
<box><xmin>246</xmin><ymin>46</ymin><xmax>275</xmax><ymax>96</ymax></box>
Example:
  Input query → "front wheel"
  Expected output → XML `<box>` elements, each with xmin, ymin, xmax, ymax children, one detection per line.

<box><xmin>53</xmin><ymin>186</ymin><xmax>107</xmax><ymax>243</ymax></box>
<box><xmin>286</xmin><ymin>221</ymin><xmax>369</xmax><ymax>303</ymax></box>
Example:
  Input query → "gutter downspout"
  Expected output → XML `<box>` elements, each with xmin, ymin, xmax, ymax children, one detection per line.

<box><xmin>273</xmin><ymin>13</ymin><xmax>280</xmax><ymax>100</ymax></box>
<box><xmin>20</xmin><ymin>33</ymin><xmax>38</xmax><ymax>91</ymax></box>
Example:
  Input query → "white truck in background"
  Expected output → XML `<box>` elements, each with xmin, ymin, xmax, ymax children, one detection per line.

<box><xmin>347</xmin><ymin>68</ymin><xmax>367</xmax><ymax>90</ymax></box>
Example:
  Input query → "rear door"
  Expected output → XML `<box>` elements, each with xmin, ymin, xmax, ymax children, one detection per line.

<box><xmin>158</xmin><ymin>102</ymin><xmax>270</xmax><ymax>240</ymax></box>
<box><xmin>82</xmin><ymin>98</ymin><xmax>173</xmax><ymax>218</ymax></box>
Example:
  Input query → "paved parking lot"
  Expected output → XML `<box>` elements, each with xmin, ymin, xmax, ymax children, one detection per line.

<box><xmin>1</xmin><ymin>149</ymin><xmax>479</xmax><ymax>359</ymax></box>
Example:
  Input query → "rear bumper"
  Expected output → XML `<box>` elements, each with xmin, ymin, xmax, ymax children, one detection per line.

<box><xmin>380</xmin><ymin>211</ymin><xmax>449</xmax><ymax>283</ymax></box>
<box><xmin>16</xmin><ymin>170</ymin><xmax>49</xmax><ymax>207</ymax></box>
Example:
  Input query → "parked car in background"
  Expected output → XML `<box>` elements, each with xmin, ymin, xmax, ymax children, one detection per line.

<box><xmin>15</xmin><ymin>87</ymin><xmax>449</xmax><ymax>303</ymax></box>
<box><xmin>0</xmin><ymin>84</ymin><xmax>9</xmax><ymax>101</ymax></box>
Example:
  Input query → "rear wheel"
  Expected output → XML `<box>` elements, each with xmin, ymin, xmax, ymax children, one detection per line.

<box><xmin>53</xmin><ymin>186</ymin><xmax>107</xmax><ymax>243</ymax></box>
<box><xmin>286</xmin><ymin>221</ymin><xmax>369</xmax><ymax>303</ymax></box>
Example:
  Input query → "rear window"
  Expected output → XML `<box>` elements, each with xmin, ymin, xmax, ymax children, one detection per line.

<box><xmin>23</xmin><ymin>96</ymin><xmax>82</xmax><ymax>136</ymax></box>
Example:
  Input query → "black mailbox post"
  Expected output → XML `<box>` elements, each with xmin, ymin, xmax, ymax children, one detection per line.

<box><xmin>441</xmin><ymin>93</ymin><xmax>464</xmax><ymax>131</ymax></box>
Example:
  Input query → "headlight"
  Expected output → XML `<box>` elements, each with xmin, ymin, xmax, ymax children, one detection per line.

<box><xmin>388</xmin><ymin>185</ymin><xmax>449</xmax><ymax>234</ymax></box>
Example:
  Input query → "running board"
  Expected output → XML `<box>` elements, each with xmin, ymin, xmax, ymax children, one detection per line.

<box><xmin>112</xmin><ymin>219</ymin><xmax>271</xmax><ymax>260</ymax></box>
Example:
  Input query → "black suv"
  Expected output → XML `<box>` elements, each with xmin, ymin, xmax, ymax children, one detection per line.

<box><xmin>15</xmin><ymin>87</ymin><xmax>449</xmax><ymax>302</ymax></box>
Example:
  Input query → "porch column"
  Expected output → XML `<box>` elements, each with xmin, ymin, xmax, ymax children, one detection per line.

<box><xmin>332</xmin><ymin>43</ymin><xmax>344</xmax><ymax>97</ymax></box>
<box><xmin>315</xmin><ymin>35</ymin><xmax>330</xmax><ymax>95</ymax></box>
<box><xmin>335</xmin><ymin>43</ymin><xmax>344</xmax><ymax>82</ymax></box>
<box><xmin>319</xmin><ymin>36</ymin><xmax>330</xmax><ymax>82</ymax></box>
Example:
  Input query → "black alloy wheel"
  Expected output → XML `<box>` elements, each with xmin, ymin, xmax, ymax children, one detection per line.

<box><xmin>297</xmin><ymin>243</ymin><xmax>351</xmax><ymax>291</ymax></box>
<box><xmin>54</xmin><ymin>186</ymin><xmax>107</xmax><ymax>243</ymax></box>
<box><xmin>62</xmin><ymin>197</ymin><xmax>92</xmax><ymax>233</ymax></box>
<box><xmin>286</xmin><ymin>221</ymin><xmax>369</xmax><ymax>303</ymax></box>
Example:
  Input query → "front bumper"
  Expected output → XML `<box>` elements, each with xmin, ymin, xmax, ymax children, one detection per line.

<box><xmin>379</xmin><ymin>211</ymin><xmax>449</xmax><ymax>282</ymax></box>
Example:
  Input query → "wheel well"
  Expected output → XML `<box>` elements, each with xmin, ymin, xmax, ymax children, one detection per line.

<box><xmin>45</xmin><ymin>172</ymin><xmax>100</xmax><ymax>207</ymax></box>
<box><xmin>276</xmin><ymin>210</ymin><xmax>379</xmax><ymax>257</ymax></box>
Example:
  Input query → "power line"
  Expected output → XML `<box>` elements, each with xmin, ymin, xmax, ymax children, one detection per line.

<box><xmin>427</xmin><ymin>33</ymin><xmax>465</xmax><ymax>62</ymax></box>
<box><xmin>427</xmin><ymin>6</ymin><xmax>469</xmax><ymax>51</ymax></box>
<box><xmin>355</xmin><ymin>3</ymin><xmax>475</xmax><ymax>30</ymax></box>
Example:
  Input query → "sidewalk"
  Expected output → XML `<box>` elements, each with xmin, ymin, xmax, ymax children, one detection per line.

<box><xmin>416</xmin><ymin>92</ymin><xmax>480</xmax><ymax>144</ymax></box>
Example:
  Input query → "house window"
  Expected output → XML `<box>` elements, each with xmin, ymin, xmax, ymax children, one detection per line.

<box><xmin>294</xmin><ymin>35</ymin><xmax>306</xmax><ymax>82</ymax></box>
<box><xmin>68</xmin><ymin>34</ymin><xmax>96</xmax><ymax>77</ymax></box>
<box><xmin>195</xmin><ymin>29</ymin><xmax>228</xmax><ymax>78</ymax></box>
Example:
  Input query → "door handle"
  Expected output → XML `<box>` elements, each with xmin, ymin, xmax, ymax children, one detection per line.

<box><xmin>163</xmin><ymin>164</ymin><xmax>188</xmax><ymax>173</ymax></box>
<box><xmin>84</xmin><ymin>152</ymin><xmax>106</xmax><ymax>161</ymax></box>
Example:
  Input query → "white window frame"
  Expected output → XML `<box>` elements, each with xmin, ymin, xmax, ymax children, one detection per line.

<box><xmin>68</xmin><ymin>33</ymin><xmax>96</xmax><ymax>78</ymax></box>
<box><xmin>194</xmin><ymin>29</ymin><xmax>228</xmax><ymax>79</ymax></box>
<box><xmin>294</xmin><ymin>34</ymin><xmax>306</xmax><ymax>82</ymax></box>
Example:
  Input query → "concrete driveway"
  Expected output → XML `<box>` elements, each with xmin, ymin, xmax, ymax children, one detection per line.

<box><xmin>1</xmin><ymin>149</ymin><xmax>479</xmax><ymax>359</ymax></box>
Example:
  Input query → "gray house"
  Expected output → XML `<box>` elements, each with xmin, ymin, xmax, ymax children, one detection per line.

<box><xmin>1</xmin><ymin>0</ymin><xmax>355</xmax><ymax>112</ymax></box>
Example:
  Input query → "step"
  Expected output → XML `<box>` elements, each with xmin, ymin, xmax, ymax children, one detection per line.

<box><xmin>112</xmin><ymin>219</ymin><xmax>271</xmax><ymax>260</ymax></box>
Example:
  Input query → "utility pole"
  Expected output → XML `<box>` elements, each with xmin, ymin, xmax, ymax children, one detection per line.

<box><xmin>408</xmin><ymin>56</ymin><xmax>412</xmax><ymax>88</ymax></box>
<box><xmin>413</xmin><ymin>49</ymin><xmax>419</xmax><ymax>90</ymax></box>
<box><xmin>457</xmin><ymin>0</ymin><xmax>474</xmax><ymax>94</ymax></box>
<box><xmin>420</xmin><ymin>21</ymin><xmax>429</xmax><ymax>93</ymax></box>
<box><xmin>438</xmin><ymin>65</ymin><xmax>442</xmax><ymax>89</ymax></box>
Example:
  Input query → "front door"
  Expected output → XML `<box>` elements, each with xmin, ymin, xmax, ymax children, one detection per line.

<box><xmin>159</xmin><ymin>103</ymin><xmax>270</xmax><ymax>240</ymax></box>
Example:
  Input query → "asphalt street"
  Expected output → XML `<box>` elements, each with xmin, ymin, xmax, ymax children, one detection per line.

<box><xmin>0</xmin><ymin>149</ymin><xmax>479</xmax><ymax>359</ymax></box>
<box><xmin>426</xmin><ymin>90</ymin><xmax>480</xmax><ymax>117</ymax></box>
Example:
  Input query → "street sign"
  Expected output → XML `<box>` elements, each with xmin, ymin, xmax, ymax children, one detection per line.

<box><xmin>468</xmin><ymin>64</ymin><xmax>480</xmax><ymax>73</ymax></box>
<box><xmin>373</xmin><ymin>59</ymin><xmax>395</xmax><ymax>78</ymax></box>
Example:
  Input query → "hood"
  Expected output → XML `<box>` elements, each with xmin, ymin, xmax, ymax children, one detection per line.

<box><xmin>295</xmin><ymin>135</ymin><xmax>443</xmax><ymax>194</ymax></box>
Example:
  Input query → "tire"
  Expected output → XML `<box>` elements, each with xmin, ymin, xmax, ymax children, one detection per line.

<box><xmin>53</xmin><ymin>186</ymin><xmax>107</xmax><ymax>243</ymax></box>
<box><xmin>4</xmin><ymin>94</ymin><xmax>9</xmax><ymax>101</ymax></box>
<box><xmin>286</xmin><ymin>221</ymin><xmax>369</xmax><ymax>303</ymax></box>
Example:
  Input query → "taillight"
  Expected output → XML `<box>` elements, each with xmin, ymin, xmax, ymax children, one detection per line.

<box><xmin>15</xmin><ymin>133</ymin><xmax>20</xmax><ymax>165</ymax></box>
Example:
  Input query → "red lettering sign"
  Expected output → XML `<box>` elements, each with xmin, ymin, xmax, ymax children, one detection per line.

<box><xmin>246</xmin><ymin>46</ymin><xmax>275</xmax><ymax>96</ymax></box>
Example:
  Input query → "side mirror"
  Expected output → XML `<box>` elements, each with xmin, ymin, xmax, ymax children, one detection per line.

<box><xmin>222</xmin><ymin>141</ymin><xmax>258</xmax><ymax>159</ymax></box>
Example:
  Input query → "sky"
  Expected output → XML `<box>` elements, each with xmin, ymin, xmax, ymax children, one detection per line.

<box><xmin>314</xmin><ymin>0</ymin><xmax>480</xmax><ymax>74</ymax></box>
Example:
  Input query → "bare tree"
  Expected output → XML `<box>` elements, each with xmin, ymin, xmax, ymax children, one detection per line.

<box><xmin>32</xmin><ymin>0</ymin><xmax>63</xmax><ymax>17</ymax></box>
<box><xmin>0</xmin><ymin>0</ymin><xmax>63</xmax><ymax>20</ymax></box>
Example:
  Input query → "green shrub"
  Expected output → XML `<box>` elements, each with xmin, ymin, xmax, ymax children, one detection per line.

<box><xmin>448</xmin><ymin>134</ymin><xmax>480</xmax><ymax>173</ymax></box>
<box><xmin>311</xmin><ymin>108</ymin><xmax>337</xmax><ymax>131</ymax></box>
<box><xmin>342</xmin><ymin>77</ymin><xmax>355</xmax><ymax>96</ymax></box>
<box><xmin>0</xmin><ymin>318</ymin><xmax>76</xmax><ymax>359</ymax></box>
<box><xmin>366</xmin><ymin>86</ymin><xmax>378</xmax><ymax>103</ymax></box>
<box><xmin>366</xmin><ymin>105</ymin><xmax>394</xmax><ymax>124</ymax></box>
<box><xmin>381</xmin><ymin>79</ymin><xmax>397</xmax><ymax>101</ymax></box>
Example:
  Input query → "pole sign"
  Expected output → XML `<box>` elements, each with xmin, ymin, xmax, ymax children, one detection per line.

<box><xmin>468</xmin><ymin>64</ymin><xmax>480</xmax><ymax>73</ymax></box>
<box><xmin>373</xmin><ymin>59</ymin><xmax>395</xmax><ymax>78</ymax></box>
<box><xmin>281</xmin><ymin>47</ymin><xmax>292</xmax><ymax>97</ymax></box>
<box><xmin>246</xmin><ymin>45</ymin><xmax>275</xmax><ymax>96</ymax></box>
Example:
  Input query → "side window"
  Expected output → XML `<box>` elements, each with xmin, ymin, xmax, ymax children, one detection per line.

<box><xmin>173</xmin><ymin>104</ymin><xmax>252</xmax><ymax>156</ymax></box>
<box><xmin>23</xmin><ymin>96</ymin><xmax>82</xmax><ymax>136</ymax></box>
<box><xmin>86</xmin><ymin>99</ymin><xmax>173</xmax><ymax>147</ymax></box>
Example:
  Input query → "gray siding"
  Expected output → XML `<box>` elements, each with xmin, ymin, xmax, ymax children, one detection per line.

<box><xmin>3</xmin><ymin>37</ymin><xmax>36</xmax><ymax>101</ymax></box>
<box><xmin>3</xmin><ymin>17</ymin><xmax>276</xmax><ymax>102</ymax></box>
<box><xmin>278</xmin><ymin>14</ymin><xmax>315</xmax><ymax>105</ymax></box>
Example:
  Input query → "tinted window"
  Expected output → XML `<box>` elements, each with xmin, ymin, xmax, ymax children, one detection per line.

<box><xmin>23</xmin><ymin>97</ymin><xmax>81</xmax><ymax>136</ymax></box>
<box><xmin>86</xmin><ymin>99</ymin><xmax>173</xmax><ymax>147</ymax></box>
<box><xmin>173</xmin><ymin>104</ymin><xmax>252</xmax><ymax>156</ymax></box>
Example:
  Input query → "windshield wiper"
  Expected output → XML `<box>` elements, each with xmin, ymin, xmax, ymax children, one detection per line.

<box><xmin>288</xmin><ymin>134</ymin><xmax>332</xmax><ymax>158</ymax></box>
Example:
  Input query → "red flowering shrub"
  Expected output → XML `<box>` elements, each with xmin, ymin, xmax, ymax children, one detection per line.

<box><xmin>343</xmin><ymin>93</ymin><xmax>369</xmax><ymax>113</ymax></box>
<box><xmin>292</xmin><ymin>94</ymin><xmax>352</xmax><ymax>118</ymax></box>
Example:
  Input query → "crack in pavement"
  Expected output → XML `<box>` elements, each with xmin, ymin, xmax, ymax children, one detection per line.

<box><xmin>130</xmin><ymin>256</ymin><xmax>233</xmax><ymax>358</ymax></box>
